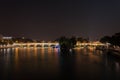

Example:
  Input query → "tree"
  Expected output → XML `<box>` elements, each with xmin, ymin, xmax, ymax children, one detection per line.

<box><xmin>100</xmin><ymin>36</ymin><xmax>111</xmax><ymax>43</ymax></box>
<box><xmin>77</xmin><ymin>37</ymin><xmax>89</xmax><ymax>43</ymax></box>
<box><xmin>77</xmin><ymin>37</ymin><xmax>84</xmax><ymax>42</ymax></box>
<box><xmin>70</xmin><ymin>36</ymin><xmax>77</xmax><ymax>48</ymax></box>
<box><xmin>111</xmin><ymin>32</ymin><xmax>120</xmax><ymax>46</ymax></box>
<box><xmin>100</xmin><ymin>32</ymin><xmax>120</xmax><ymax>46</ymax></box>
<box><xmin>56</xmin><ymin>36</ymin><xmax>77</xmax><ymax>53</ymax></box>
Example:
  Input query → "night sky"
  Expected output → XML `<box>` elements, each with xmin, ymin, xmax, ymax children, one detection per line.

<box><xmin>0</xmin><ymin>0</ymin><xmax>120</xmax><ymax>41</ymax></box>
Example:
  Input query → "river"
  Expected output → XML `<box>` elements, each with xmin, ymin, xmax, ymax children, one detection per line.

<box><xmin>0</xmin><ymin>47</ymin><xmax>120</xmax><ymax>80</ymax></box>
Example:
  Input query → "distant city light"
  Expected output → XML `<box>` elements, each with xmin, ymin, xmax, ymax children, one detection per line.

<box><xmin>3</xmin><ymin>37</ymin><xmax>12</xmax><ymax>39</ymax></box>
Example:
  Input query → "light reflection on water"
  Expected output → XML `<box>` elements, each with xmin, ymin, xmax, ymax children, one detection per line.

<box><xmin>0</xmin><ymin>48</ymin><xmax>120</xmax><ymax>80</ymax></box>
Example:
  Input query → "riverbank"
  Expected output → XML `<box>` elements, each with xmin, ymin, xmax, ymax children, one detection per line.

<box><xmin>106</xmin><ymin>48</ymin><xmax>120</xmax><ymax>58</ymax></box>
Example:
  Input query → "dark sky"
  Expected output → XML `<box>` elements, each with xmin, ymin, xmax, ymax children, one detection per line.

<box><xmin>0</xmin><ymin>0</ymin><xmax>120</xmax><ymax>41</ymax></box>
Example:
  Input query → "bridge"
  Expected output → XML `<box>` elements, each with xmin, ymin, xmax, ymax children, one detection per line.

<box><xmin>0</xmin><ymin>41</ymin><xmax>107</xmax><ymax>48</ymax></box>
<box><xmin>76</xmin><ymin>41</ymin><xmax>106</xmax><ymax>47</ymax></box>
<box><xmin>12</xmin><ymin>41</ymin><xmax>106</xmax><ymax>48</ymax></box>
<box><xmin>12</xmin><ymin>42</ymin><xmax>59</xmax><ymax>48</ymax></box>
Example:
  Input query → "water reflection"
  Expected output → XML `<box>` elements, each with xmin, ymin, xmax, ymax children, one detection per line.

<box><xmin>0</xmin><ymin>48</ymin><xmax>120</xmax><ymax>80</ymax></box>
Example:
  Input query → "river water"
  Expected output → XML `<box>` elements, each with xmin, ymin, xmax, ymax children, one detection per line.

<box><xmin>0</xmin><ymin>47</ymin><xmax>120</xmax><ymax>80</ymax></box>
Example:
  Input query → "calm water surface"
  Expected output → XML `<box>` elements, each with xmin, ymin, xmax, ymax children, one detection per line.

<box><xmin>0</xmin><ymin>48</ymin><xmax>120</xmax><ymax>80</ymax></box>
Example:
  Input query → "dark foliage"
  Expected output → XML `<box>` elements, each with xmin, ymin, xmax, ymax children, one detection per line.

<box><xmin>100</xmin><ymin>32</ymin><xmax>120</xmax><ymax>46</ymax></box>
<box><xmin>56</xmin><ymin>36</ymin><xmax>77</xmax><ymax>53</ymax></box>
<box><xmin>100</xmin><ymin>36</ymin><xmax>111</xmax><ymax>43</ymax></box>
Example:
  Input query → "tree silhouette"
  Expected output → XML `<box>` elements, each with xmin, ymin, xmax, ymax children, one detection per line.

<box><xmin>111</xmin><ymin>33</ymin><xmax>120</xmax><ymax>46</ymax></box>
<box><xmin>100</xmin><ymin>36</ymin><xmax>111</xmax><ymax>43</ymax></box>
<box><xmin>100</xmin><ymin>32</ymin><xmax>120</xmax><ymax>46</ymax></box>
<box><xmin>56</xmin><ymin>36</ymin><xmax>77</xmax><ymax>53</ymax></box>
